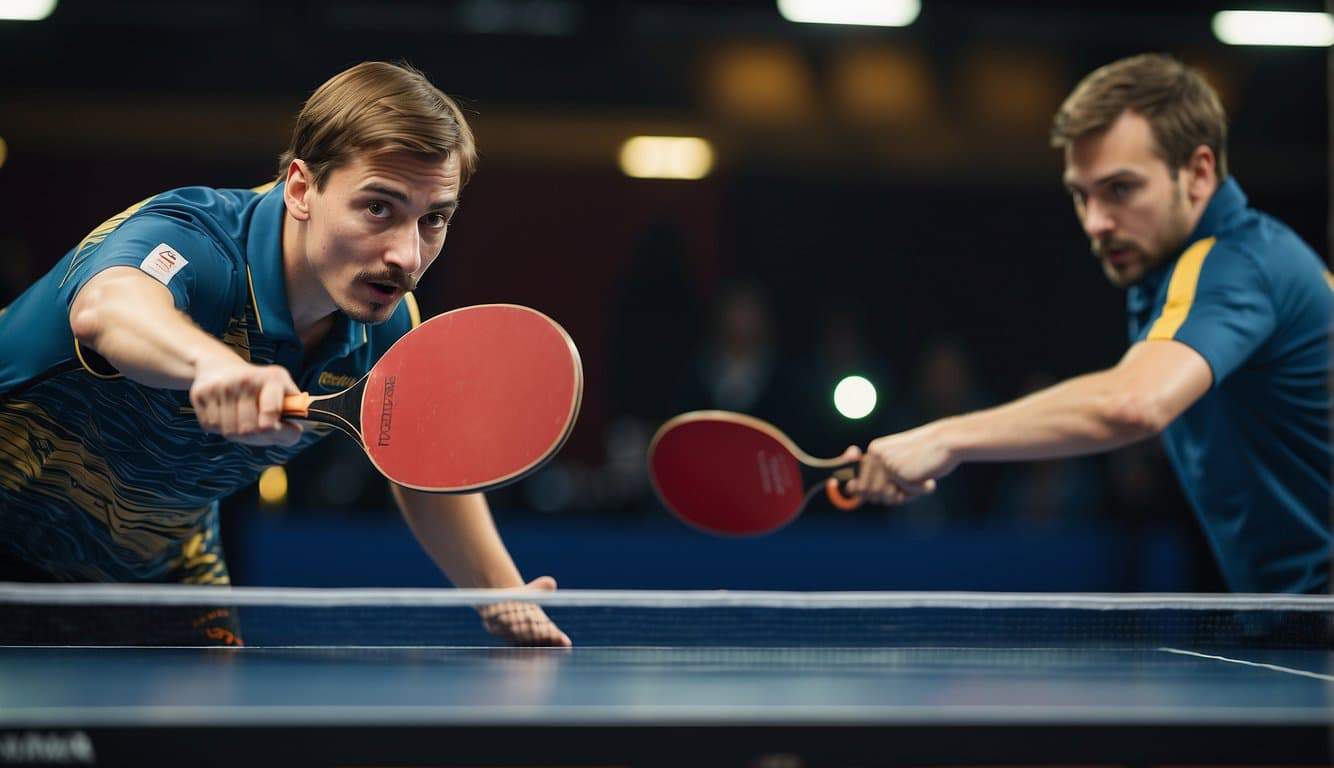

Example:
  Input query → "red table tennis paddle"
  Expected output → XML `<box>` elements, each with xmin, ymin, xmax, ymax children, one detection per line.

<box><xmin>648</xmin><ymin>410</ymin><xmax>861</xmax><ymax>536</ymax></box>
<box><xmin>283</xmin><ymin>304</ymin><xmax>582</xmax><ymax>493</ymax></box>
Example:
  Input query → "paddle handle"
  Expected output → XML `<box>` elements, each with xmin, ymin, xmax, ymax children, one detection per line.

<box><xmin>824</xmin><ymin>463</ymin><xmax>941</xmax><ymax>509</ymax></box>
<box><xmin>825</xmin><ymin>465</ymin><xmax>861</xmax><ymax>511</ymax></box>
<box><xmin>282</xmin><ymin>392</ymin><xmax>313</xmax><ymax>418</ymax></box>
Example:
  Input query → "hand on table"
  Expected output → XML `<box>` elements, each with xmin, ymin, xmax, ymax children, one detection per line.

<box><xmin>477</xmin><ymin>575</ymin><xmax>573</xmax><ymax>647</ymax></box>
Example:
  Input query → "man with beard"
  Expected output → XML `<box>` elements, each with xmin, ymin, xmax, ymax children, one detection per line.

<box><xmin>845</xmin><ymin>54</ymin><xmax>1332</xmax><ymax>594</ymax></box>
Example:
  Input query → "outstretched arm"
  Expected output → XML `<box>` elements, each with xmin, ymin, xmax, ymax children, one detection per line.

<box><xmin>70</xmin><ymin>266</ymin><xmax>301</xmax><ymax>446</ymax></box>
<box><xmin>392</xmin><ymin>485</ymin><xmax>572</xmax><ymax>646</ymax></box>
<box><xmin>847</xmin><ymin>340</ymin><xmax>1211</xmax><ymax>504</ymax></box>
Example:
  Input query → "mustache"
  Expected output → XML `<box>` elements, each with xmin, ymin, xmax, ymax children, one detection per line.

<box><xmin>356</xmin><ymin>269</ymin><xmax>416</xmax><ymax>292</ymax></box>
<box><xmin>1091</xmin><ymin>238</ymin><xmax>1141</xmax><ymax>258</ymax></box>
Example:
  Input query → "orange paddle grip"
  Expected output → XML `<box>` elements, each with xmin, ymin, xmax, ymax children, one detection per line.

<box><xmin>825</xmin><ymin>476</ymin><xmax>862</xmax><ymax>511</ymax></box>
<box><xmin>282</xmin><ymin>393</ymin><xmax>313</xmax><ymax>418</ymax></box>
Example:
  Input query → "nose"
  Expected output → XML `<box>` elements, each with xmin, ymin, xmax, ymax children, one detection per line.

<box><xmin>1082</xmin><ymin>199</ymin><xmax>1115</xmax><ymax>241</ymax></box>
<box><xmin>384</xmin><ymin>224</ymin><xmax>422</xmax><ymax>276</ymax></box>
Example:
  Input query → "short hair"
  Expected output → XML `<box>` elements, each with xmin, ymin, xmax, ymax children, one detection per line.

<box><xmin>1051</xmin><ymin>53</ymin><xmax>1227</xmax><ymax>179</ymax></box>
<box><xmin>277</xmin><ymin>61</ymin><xmax>477</xmax><ymax>188</ymax></box>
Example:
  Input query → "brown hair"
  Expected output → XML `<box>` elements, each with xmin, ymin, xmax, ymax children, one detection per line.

<box><xmin>1051</xmin><ymin>53</ymin><xmax>1227</xmax><ymax>180</ymax></box>
<box><xmin>277</xmin><ymin>61</ymin><xmax>476</xmax><ymax>188</ymax></box>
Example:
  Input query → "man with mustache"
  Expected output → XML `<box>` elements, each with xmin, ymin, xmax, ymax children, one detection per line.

<box><xmin>846</xmin><ymin>54</ymin><xmax>1332</xmax><ymax>594</ymax></box>
<box><xmin>0</xmin><ymin>62</ymin><xmax>569</xmax><ymax>645</ymax></box>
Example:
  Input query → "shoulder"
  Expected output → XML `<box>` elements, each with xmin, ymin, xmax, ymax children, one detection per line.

<box><xmin>134</xmin><ymin>185</ymin><xmax>268</xmax><ymax>248</ymax></box>
<box><xmin>137</xmin><ymin>184</ymin><xmax>266</xmax><ymax>222</ymax></box>
<box><xmin>1209</xmin><ymin>206</ymin><xmax>1325</xmax><ymax>286</ymax></box>
<box><xmin>84</xmin><ymin>185</ymin><xmax>259</xmax><ymax>269</ymax></box>
<box><xmin>69</xmin><ymin>188</ymin><xmax>252</xmax><ymax>333</ymax></box>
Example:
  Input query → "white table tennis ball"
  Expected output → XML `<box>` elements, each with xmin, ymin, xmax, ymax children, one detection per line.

<box><xmin>833</xmin><ymin>375</ymin><xmax>877</xmax><ymax>420</ymax></box>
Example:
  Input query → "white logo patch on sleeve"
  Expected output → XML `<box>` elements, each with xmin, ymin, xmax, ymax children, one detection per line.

<box><xmin>139</xmin><ymin>243</ymin><xmax>189</xmax><ymax>286</ymax></box>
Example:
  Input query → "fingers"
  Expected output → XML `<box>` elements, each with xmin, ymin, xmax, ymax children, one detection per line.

<box><xmin>256</xmin><ymin>376</ymin><xmax>287</xmax><ymax>431</ymax></box>
<box><xmin>477</xmin><ymin>577</ymin><xmax>571</xmax><ymax>647</ymax></box>
<box><xmin>527</xmin><ymin>575</ymin><xmax>558</xmax><ymax>592</ymax></box>
<box><xmin>845</xmin><ymin>440</ymin><xmax>938</xmax><ymax>505</ymax></box>
<box><xmin>218</xmin><ymin>383</ymin><xmax>239</xmax><ymax>436</ymax></box>
<box><xmin>481</xmin><ymin>602</ymin><xmax>572</xmax><ymax>647</ymax></box>
<box><xmin>848</xmin><ymin>449</ymin><xmax>889</xmax><ymax>498</ymax></box>
<box><xmin>860</xmin><ymin>476</ymin><xmax>935</xmax><ymax>505</ymax></box>
<box><xmin>194</xmin><ymin>392</ymin><xmax>221</xmax><ymax>436</ymax></box>
<box><xmin>231</xmin><ymin>422</ymin><xmax>304</xmax><ymax>448</ymax></box>
<box><xmin>535</xmin><ymin>613</ymin><xmax>572</xmax><ymax>647</ymax></box>
<box><xmin>894</xmin><ymin>477</ymin><xmax>936</xmax><ymax>497</ymax></box>
<box><xmin>191</xmin><ymin>363</ymin><xmax>302</xmax><ymax>446</ymax></box>
<box><xmin>234</xmin><ymin>383</ymin><xmax>258</xmax><ymax>436</ymax></box>
<box><xmin>549</xmin><ymin>625</ymin><xmax>573</xmax><ymax>647</ymax></box>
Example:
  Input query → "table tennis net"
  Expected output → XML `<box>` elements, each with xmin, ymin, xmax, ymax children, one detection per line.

<box><xmin>2</xmin><ymin>585</ymin><xmax>1331</xmax><ymax>649</ymax></box>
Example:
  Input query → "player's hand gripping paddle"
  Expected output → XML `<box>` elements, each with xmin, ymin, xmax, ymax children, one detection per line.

<box><xmin>282</xmin><ymin>304</ymin><xmax>582</xmax><ymax>493</ymax></box>
<box><xmin>648</xmin><ymin>410</ymin><xmax>861</xmax><ymax>536</ymax></box>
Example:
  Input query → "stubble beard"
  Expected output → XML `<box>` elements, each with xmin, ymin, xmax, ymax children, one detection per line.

<box><xmin>1096</xmin><ymin>184</ymin><xmax>1191</xmax><ymax>289</ymax></box>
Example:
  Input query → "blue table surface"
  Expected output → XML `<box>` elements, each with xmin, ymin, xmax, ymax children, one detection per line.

<box><xmin>3</xmin><ymin>645</ymin><xmax>1331</xmax><ymax>727</ymax></box>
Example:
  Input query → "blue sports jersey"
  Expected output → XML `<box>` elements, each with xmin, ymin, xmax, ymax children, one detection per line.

<box><xmin>1126</xmin><ymin>177</ymin><xmax>1332</xmax><ymax>593</ymax></box>
<box><xmin>0</xmin><ymin>182</ymin><xmax>420</xmax><ymax>582</ymax></box>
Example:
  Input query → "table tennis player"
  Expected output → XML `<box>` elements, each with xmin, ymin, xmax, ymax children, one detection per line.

<box><xmin>845</xmin><ymin>54</ymin><xmax>1332</xmax><ymax>595</ymax></box>
<box><xmin>0</xmin><ymin>61</ymin><xmax>569</xmax><ymax>646</ymax></box>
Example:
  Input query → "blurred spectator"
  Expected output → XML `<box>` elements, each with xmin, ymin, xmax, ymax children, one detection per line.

<box><xmin>1105</xmin><ymin>441</ymin><xmax>1175</xmax><ymax>521</ymax></box>
<box><xmin>608</xmin><ymin>220</ymin><xmax>702</xmax><ymax>422</ymax></box>
<box><xmin>990</xmin><ymin>374</ymin><xmax>1102</xmax><ymax>525</ymax></box>
<box><xmin>898</xmin><ymin>337</ymin><xmax>999</xmax><ymax>523</ymax></box>
<box><xmin>911</xmin><ymin>336</ymin><xmax>993</xmax><ymax>421</ymax></box>
<box><xmin>1104</xmin><ymin>438</ymin><xmax>1225</xmax><ymax>592</ymax></box>
<box><xmin>525</xmin><ymin>220</ymin><xmax>703</xmax><ymax>518</ymax></box>
<box><xmin>676</xmin><ymin>282</ymin><xmax>786</xmax><ymax>420</ymax></box>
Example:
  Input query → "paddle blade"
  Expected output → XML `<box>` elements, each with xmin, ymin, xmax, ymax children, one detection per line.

<box><xmin>648</xmin><ymin>414</ymin><xmax>807</xmax><ymax>536</ymax></box>
<box><xmin>361</xmin><ymin>304</ymin><xmax>582</xmax><ymax>492</ymax></box>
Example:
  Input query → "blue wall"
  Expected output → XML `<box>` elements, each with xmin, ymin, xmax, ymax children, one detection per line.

<box><xmin>231</xmin><ymin>512</ymin><xmax>1203</xmax><ymax>592</ymax></box>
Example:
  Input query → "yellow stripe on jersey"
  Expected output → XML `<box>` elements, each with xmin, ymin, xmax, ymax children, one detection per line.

<box><xmin>404</xmin><ymin>291</ymin><xmax>422</xmax><ymax>328</ymax></box>
<box><xmin>73</xmin><ymin>339</ymin><xmax>123</xmax><ymax>380</ymax></box>
<box><xmin>244</xmin><ymin>265</ymin><xmax>266</xmax><ymax>335</ymax></box>
<box><xmin>246</xmin><ymin>181</ymin><xmax>277</xmax><ymax>334</ymax></box>
<box><xmin>1147</xmin><ymin>237</ymin><xmax>1217</xmax><ymax>341</ymax></box>
<box><xmin>60</xmin><ymin>195</ymin><xmax>157</xmax><ymax>288</ymax></box>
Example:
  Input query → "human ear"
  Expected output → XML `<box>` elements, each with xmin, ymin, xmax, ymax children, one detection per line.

<box><xmin>284</xmin><ymin>160</ymin><xmax>313</xmax><ymax>222</ymax></box>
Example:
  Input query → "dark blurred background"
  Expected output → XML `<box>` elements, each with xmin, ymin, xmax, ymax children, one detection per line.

<box><xmin>2</xmin><ymin>0</ymin><xmax>1329</xmax><ymax>591</ymax></box>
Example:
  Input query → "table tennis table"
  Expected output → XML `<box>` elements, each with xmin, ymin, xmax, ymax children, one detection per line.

<box><xmin>2</xmin><ymin>587</ymin><xmax>1331</xmax><ymax>767</ymax></box>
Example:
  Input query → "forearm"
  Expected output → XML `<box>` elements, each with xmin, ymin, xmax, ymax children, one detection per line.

<box><xmin>934</xmin><ymin>369</ymin><xmax>1160</xmax><ymax>463</ymax></box>
<box><xmin>850</xmin><ymin>342</ymin><xmax>1209</xmax><ymax>502</ymax></box>
<box><xmin>392</xmin><ymin>485</ymin><xmax>526</xmax><ymax>589</ymax></box>
<box><xmin>70</xmin><ymin>267</ymin><xmax>240</xmax><ymax>389</ymax></box>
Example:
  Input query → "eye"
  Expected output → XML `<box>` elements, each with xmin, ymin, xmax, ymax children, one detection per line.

<box><xmin>1109</xmin><ymin>182</ymin><xmax>1132</xmax><ymax>201</ymax></box>
<box><xmin>367</xmin><ymin>201</ymin><xmax>391</xmax><ymax>219</ymax></box>
<box><xmin>423</xmin><ymin>213</ymin><xmax>449</xmax><ymax>230</ymax></box>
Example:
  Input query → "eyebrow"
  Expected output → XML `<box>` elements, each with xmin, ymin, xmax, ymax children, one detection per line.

<box><xmin>359</xmin><ymin>183</ymin><xmax>457</xmax><ymax>212</ymax></box>
<box><xmin>1064</xmin><ymin>169</ymin><xmax>1144</xmax><ymax>192</ymax></box>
